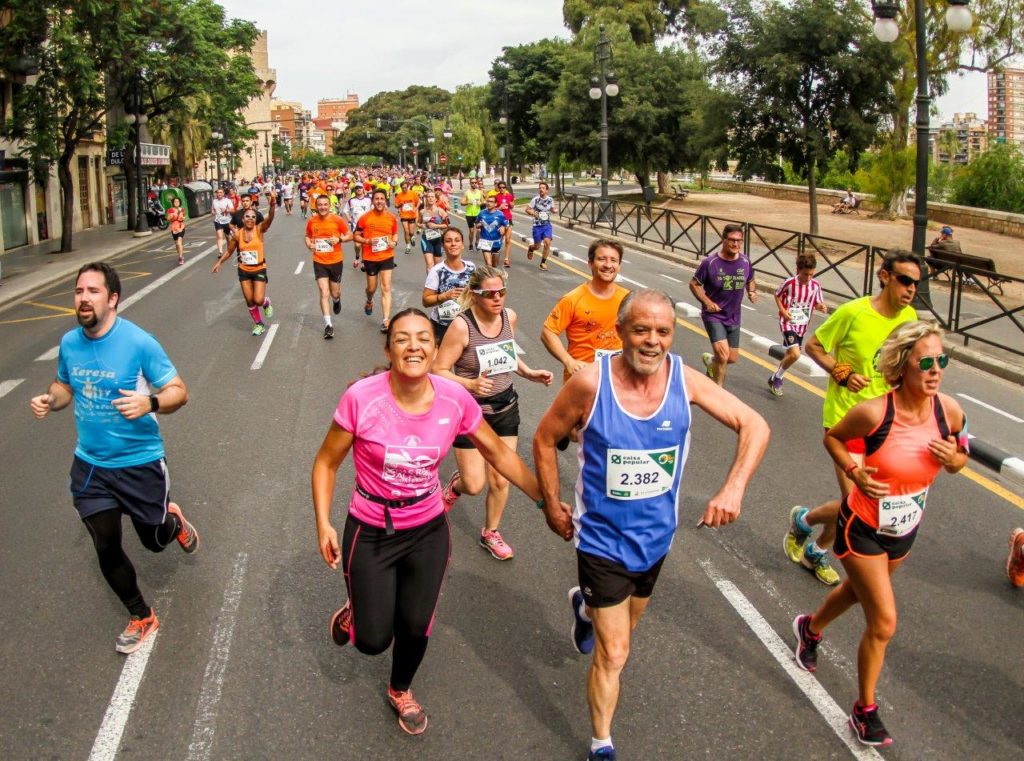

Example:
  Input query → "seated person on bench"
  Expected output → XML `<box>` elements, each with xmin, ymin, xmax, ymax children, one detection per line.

<box><xmin>831</xmin><ymin>188</ymin><xmax>858</xmax><ymax>214</ymax></box>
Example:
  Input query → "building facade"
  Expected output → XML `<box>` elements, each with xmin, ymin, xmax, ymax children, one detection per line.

<box><xmin>987</xmin><ymin>67</ymin><xmax>1024</xmax><ymax>149</ymax></box>
<box><xmin>932</xmin><ymin>112</ymin><xmax>989</xmax><ymax>165</ymax></box>
<box><xmin>238</xmin><ymin>30</ymin><xmax>277</xmax><ymax>181</ymax></box>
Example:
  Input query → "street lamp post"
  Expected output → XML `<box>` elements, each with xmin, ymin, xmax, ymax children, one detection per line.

<box><xmin>443</xmin><ymin>114</ymin><xmax>453</xmax><ymax>180</ymax></box>
<box><xmin>224</xmin><ymin>142</ymin><xmax>233</xmax><ymax>183</ymax></box>
<box><xmin>263</xmin><ymin>131</ymin><xmax>270</xmax><ymax>179</ymax></box>
<box><xmin>427</xmin><ymin>132</ymin><xmax>436</xmax><ymax>173</ymax></box>
<box><xmin>211</xmin><ymin>130</ymin><xmax>222</xmax><ymax>187</ymax></box>
<box><xmin>124</xmin><ymin>78</ymin><xmax>152</xmax><ymax>237</ymax></box>
<box><xmin>498</xmin><ymin>92</ymin><xmax>510</xmax><ymax>185</ymax></box>
<box><xmin>401</xmin><ymin>143</ymin><xmax>407</xmax><ymax>168</ymax></box>
<box><xmin>413</xmin><ymin>140</ymin><xmax>420</xmax><ymax>170</ymax></box>
<box><xmin>871</xmin><ymin>0</ymin><xmax>971</xmax><ymax>307</ymax></box>
<box><xmin>589</xmin><ymin>24</ymin><xmax>620</xmax><ymax>221</ymax></box>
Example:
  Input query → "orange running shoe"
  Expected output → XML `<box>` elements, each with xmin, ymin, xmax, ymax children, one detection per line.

<box><xmin>167</xmin><ymin>503</ymin><xmax>198</xmax><ymax>553</ymax></box>
<box><xmin>1007</xmin><ymin>528</ymin><xmax>1024</xmax><ymax>588</ymax></box>
<box><xmin>387</xmin><ymin>686</ymin><xmax>428</xmax><ymax>735</ymax></box>
<box><xmin>115</xmin><ymin>610</ymin><xmax>159</xmax><ymax>654</ymax></box>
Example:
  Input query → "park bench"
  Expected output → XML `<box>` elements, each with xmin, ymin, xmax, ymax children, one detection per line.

<box><xmin>927</xmin><ymin>241</ymin><xmax>1010</xmax><ymax>295</ymax></box>
<box><xmin>670</xmin><ymin>182</ymin><xmax>689</xmax><ymax>200</ymax></box>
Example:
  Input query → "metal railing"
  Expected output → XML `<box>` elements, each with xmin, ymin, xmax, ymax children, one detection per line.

<box><xmin>558</xmin><ymin>193</ymin><xmax>1023</xmax><ymax>357</ymax></box>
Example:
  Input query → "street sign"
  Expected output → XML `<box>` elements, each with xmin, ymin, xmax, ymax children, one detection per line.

<box><xmin>106</xmin><ymin>149</ymin><xmax>126</xmax><ymax>167</ymax></box>
<box><xmin>439</xmin><ymin>154</ymin><xmax>447</xmax><ymax>164</ymax></box>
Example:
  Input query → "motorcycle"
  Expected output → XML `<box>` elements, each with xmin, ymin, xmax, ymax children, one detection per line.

<box><xmin>146</xmin><ymin>198</ymin><xmax>168</xmax><ymax>230</ymax></box>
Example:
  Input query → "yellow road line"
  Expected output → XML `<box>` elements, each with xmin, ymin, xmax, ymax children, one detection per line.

<box><xmin>0</xmin><ymin>312</ymin><xmax>76</xmax><ymax>325</ymax></box>
<box><xmin>518</xmin><ymin>235</ymin><xmax>1023</xmax><ymax>509</ymax></box>
<box><xmin>24</xmin><ymin>301</ymin><xmax>76</xmax><ymax>315</ymax></box>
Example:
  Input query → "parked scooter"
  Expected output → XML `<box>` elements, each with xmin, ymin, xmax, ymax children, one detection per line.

<box><xmin>146</xmin><ymin>198</ymin><xmax>168</xmax><ymax>230</ymax></box>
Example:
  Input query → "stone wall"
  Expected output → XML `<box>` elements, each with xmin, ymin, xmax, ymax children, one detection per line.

<box><xmin>704</xmin><ymin>178</ymin><xmax>1024</xmax><ymax>239</ymax></box>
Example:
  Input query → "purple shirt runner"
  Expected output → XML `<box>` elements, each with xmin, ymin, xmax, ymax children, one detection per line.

<box><xmin>693</xmin><ymin>253</ymin><xmax>753</xmax><ymax>326</ymax></box>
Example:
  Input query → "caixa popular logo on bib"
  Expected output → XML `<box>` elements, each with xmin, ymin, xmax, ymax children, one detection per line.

<box><xmin>606</xmin><ymin>447</ymin><xmax>678</xmax><ymax>500</ymax></box>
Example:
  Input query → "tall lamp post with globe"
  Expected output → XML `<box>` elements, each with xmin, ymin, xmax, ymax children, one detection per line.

<box><xmin>589</xmin><ymin>25</ymin><xmax>619</xmax><ymax>222</ymax></box>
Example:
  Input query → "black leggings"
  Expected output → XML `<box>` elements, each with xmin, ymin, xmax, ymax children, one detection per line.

<box><xmin>342</xmin><ymin>512</ymin><xmax>450</xmax><ymax>692</ymax></box>
<box><xmin>82</xmin><ymin>508</ymin><xmax>179</xmax><ymax>618</ymax></box>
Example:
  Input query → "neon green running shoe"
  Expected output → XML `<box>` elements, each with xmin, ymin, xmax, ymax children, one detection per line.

<box><xmin>784</xmin><ymin>506</ymin><xmax>811</xmax><ymax>563</ymax></box>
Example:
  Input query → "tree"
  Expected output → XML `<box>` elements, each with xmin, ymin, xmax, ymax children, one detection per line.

<box><xmin>539</xmin><ymin>23</ymin><xmax>712</xmax><ymax>191</ymax></box>
<box><xmin>563</xmin><ymin>0</ymin><xmax>694</xmax><ymax>43</ymax></box>
<box><xmin>334</xmin><ymin>86</ymin><xmax>451</xmax><ymax>162</ymax></box>
<box><xmin>712</xmin><ymin>0</ymin><xmax>900</xmax><ymax>233</ymax></box>
<box><xmin>950</xmin><ymin>143</ymin><xmax>1024</xmax><ymax>213</ymax></box>
<box><xmin>0</xmin><ymin>0</ymin><xmax>260</xmax><ymax>250</ymax></box>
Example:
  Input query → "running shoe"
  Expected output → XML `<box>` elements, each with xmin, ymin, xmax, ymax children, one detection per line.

<box><xmin>441</xmin><ymin>471</ymin><xmax>460</xmax><ymax>512</ymax></box>
<box><xmin>330</xmin><ymin>601</ymin><xmax>352</xmax><ymax>647</ymax></box>
<box><xmin>588</xmin><ymin>747</ymin><xmax>616</xmax><ymax>760</ymax></box>
<box><xmin>324</xmin><ymin>324</ymin><xmax>334</xmax><ymax>340</ymax></box>
<box><xmin>380</xmin><ymin>320</ymin><xmax>389</xmax><ymax>334</ymax></box>
<box><xmin>768</xmin><ymin>375</ymin><xmax>784</xmax><ymax>397</ymax></box>
<box><xmin>363</xmin><ymin>300</ymin><xmax>373</xmax><ymax>316</ymax></box>
<box><xmin>568</xmin><ymin>586</ymin><xmax>595</xmax><ymax>655</ymax></box>
<box><xmin>526</xmin><ymin>244</ymin><xmax>536</xmax><ymax>261</ymax></box>
<box><xmin>332</xmin><ymin>299</ymin><xmax>341</xmax><ymax>315</ymax></box>
<box><xmin>802</xmin><ymin>544</ymin><xmax>840</xmax><ymax>586</ymax></box>
<box><xmin>263</xmin><ymin>302</ymin><xmax>274</xmax><ymax>320</ymax></box>
<box><xmin>115</xmin><ymin>610</ymin><xmax>159</xmax><ymax>654</ymax></box>
<box><xmin>404</xmin><ymin>243</ymin><xmax>411</xmax><ymax>255</ymax></box>
<box><xmin>178</xmin><ymin>256</ymin><xmax>185</xmax><ymax>266</ymax></box>
<box><xmin>701</xmin><ymin>351</ymin><xmax>715</xmax><ymax>379</ymax></box>
<box><xmin>792</xmin><ymin>614</ymin><xmax>820</xmax><ymax>672</ymax></box>
<box><xmin>849</xmin><ymin>702</ymin><xmax>893</xmax><ymax>747</ymax></box>
<box><xmin>167</xmin><ymin>502</ymin><xmax>198</xmax><ymax>553</ymax></box>
<box><xmin>480</xmin><ymin>529</ymin><xmax>514</xmax><ymax>560</ymax></box>
<box><xmin>1007</xmin><ymin>527</ymin><xmax>1024</xmax><ymax>587</ymax></box>
<box><xmin>387</xmin><ymin>686</ymin><xmax>428</xmax><ymax>735</ymax></box>
<box><xmin>539</xmin><ymin>262</ymin><xmax>549</xmax><ymax>271</ymax></box>
<box><xmin>252</xmin><ymin>323</ymin><xmax>266</xmax><ymax>336</ymax></box>
<box><xmin>784</xmin><ymin>506</ymin><xmax>811</xmax><ymax>564</ymax></box>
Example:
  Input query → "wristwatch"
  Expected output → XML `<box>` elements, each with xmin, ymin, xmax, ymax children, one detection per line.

<box><xmin>149</xmin><ymin>394</ymin><xmax>160</xmax><ymax>413</ymax></box>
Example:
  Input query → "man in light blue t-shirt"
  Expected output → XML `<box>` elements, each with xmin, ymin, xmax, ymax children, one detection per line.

<box><xmin>30</xmin><ymin>262</ymin><xmax>198</xmax><ymax>656</ymax></box>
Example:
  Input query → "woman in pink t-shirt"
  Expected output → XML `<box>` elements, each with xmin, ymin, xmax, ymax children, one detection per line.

<box><xmin>167</xmin><ymin>196</ymin><xmax>186</xmax><ymax>265</ymax></box>
<box><xmin>311</xmin><ymin>308</ymin><xmax>556</xmax><ymax>736</ymax></box>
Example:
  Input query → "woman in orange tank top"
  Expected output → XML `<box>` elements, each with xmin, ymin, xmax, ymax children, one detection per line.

<box><xmin>212</xmin><ymin>192</ymin><xmax>277</xmax><ymax>336</ymax></box>
<box><xmin>791</xmin><ymin>321</ymin><xmax>968</xmax><ymax>748</ymax></box>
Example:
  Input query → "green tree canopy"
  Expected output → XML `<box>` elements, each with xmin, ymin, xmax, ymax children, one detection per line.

<box><xmin>335</xmin><ymin>86</ymin><xmax>451</xmax><ymax>162</ymax></box>
<box><xmin>950</xmin><ymin>143</ymin><xmax>1024</xmax><ymax>213</ymax></box>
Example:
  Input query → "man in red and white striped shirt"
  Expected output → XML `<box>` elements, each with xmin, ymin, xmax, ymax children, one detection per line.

<box><xmin>768</xmin><ymin>253</ymin><xmax>826</xmax><ymax>396</ymax></box>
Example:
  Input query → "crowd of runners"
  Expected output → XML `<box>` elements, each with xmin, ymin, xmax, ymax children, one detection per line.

<box><xmin>27</xmin><ymin>162</ymin><xmax>1023</xmax><ymax>761</ymax></box>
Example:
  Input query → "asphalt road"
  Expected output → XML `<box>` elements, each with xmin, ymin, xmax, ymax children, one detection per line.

<box><xmin>0</xmin><ymin>202</ymin><xmax>1021</xmax><ymax>761</ymax></box>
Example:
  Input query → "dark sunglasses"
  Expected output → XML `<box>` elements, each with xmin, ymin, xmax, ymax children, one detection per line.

<box><xmin>894</xmin><ymin>273</ymin><xmax>920</xmax><ymax>288</ymax></box>
<box><xmin>917</xmin><ymin>354</ymin><xmax>948</xmax><ymax>371</ymax></box>
<box><xmin>472</xmin><ymin>288</ymin><xmax>507</xmax><ymax>298</ymax></box>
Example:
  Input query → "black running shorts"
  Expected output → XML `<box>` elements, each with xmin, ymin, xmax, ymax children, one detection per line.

<box><xmin>577</xmin><ymin>549</ymin><xmax>667</xmax><ymax>608</ymax></box>
<box><xmin>69</xmin><ymin>455</ymin><xmax>170</xmax><ymax>524</ymax></box>
<box><xmin>834</xmin><ymin>498</ymin><xmax>916</xmax><ymax>561</ymax></box>
<box><xmin>313</xmin><ymin>261</ymin><xmax>344</xmax><ymax>283</ymax></box>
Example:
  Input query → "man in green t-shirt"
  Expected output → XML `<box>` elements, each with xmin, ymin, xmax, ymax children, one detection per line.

<box><xmin>783</xmin><ymin>249</ymin><xmax>923</xmax><ymax>585</ymax></box>
<box><xmin>462</xmin><ymin>178</ymin><xmax>484</xmax><ymax>251</ymax></box>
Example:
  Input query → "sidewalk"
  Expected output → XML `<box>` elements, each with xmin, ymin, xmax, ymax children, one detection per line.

<box><xmin>0</xmin><ymin>218</ymin><xmax>203</xmax><ymax>313</ymax></box>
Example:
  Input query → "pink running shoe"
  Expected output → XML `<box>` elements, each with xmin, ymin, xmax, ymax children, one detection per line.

<box><xmin>441</xmin><ymin>472</ymin><xmax>460</xmax><ymax>513</ymax></box>
<box><xmin>480</xmin><ymin>529</ymin><xmax>514</xmax><ymax>560</ymax></box>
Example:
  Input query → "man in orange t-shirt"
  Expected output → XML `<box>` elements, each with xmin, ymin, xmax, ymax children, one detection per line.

<box><xmin>354</xmin><ymin>189</ymin><xmax>400</xmax><ymax>332</ymax></box>
<box><xmin>305</xmin><ymin>195</ymin><xmax>353</xmax><ymax>340</ymax></box>
<box><xmin>394</xmin><ymin>186</ymin><xmax>421</xmax><ymax>255</ymax></box>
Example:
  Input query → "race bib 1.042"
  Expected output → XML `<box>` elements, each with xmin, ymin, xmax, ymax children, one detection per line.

<box><xmin>475</xmin><ymin>340</ymin><xmax>517</xmax><ymax>376</ymax></box>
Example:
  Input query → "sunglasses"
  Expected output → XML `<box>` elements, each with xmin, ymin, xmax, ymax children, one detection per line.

<box><xmin>893</xmin><ymin>273</ymin><xmax>920</xmax><ymax>288</ymax></box>
<box><xmin>917</xmin><ymin>354</ymin><xmax>948</xmax><ymax>371</ymax></box>
<box><xmin>472</xmin><ymin>288</ymin><xmax>507</xmax><ymax>299</ymax></box>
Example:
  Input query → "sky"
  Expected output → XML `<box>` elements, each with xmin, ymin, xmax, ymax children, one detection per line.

<box><xmin>217</xmin><ymin>0</ymin><xmax>988</xmax><ymax>125</ymax></box>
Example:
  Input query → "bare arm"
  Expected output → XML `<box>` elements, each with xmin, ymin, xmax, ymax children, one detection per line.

<box><xmin>430</xmin><ymin>318</ymin><xmax>494</xmax><ymax>395</ymax></box>
<box><xmin>824</xmin><ymin>398</ymin><xmax>888</xmax><ymax>498</ymax></box>
<box><xmin>260</xmin><ymin>195</ymin><xmax>276</xmax><ymax>232</ymax></box>
<box><xmin>689</xmin><ymin>277</ymin><xmax>719</xmax><ymax>313</ymax></box>
<box><xmin>685</xmin><ymin>366</ymin><xmax>770</xmax><ymax>527</ymax></box>
<box><xmin>541</xmin><ymin>326</ymin><xmax>585</xmax><ymax>376</ymax></box>
<box><xmin>469</xmin><ymin>421</ymin><xmax>541</xmax><ymax>502</ymax></box>
<box><xmin>112</xmin><ymin>374</ymin><xmax>188</xmax><ymax>420</ymax></box>
<box><xmin>311</xmin><ymin>423</ymin><xmax>355</xmax><ymax>569</ymax></box>
<box><xmin>29</xmin><ymin>379</ymin><xmax>74</xmax><ymax>419</ymax></box>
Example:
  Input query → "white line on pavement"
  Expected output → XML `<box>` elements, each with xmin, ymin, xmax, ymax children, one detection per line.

<box><xmin>87</xmin><ymin>630</ymin><xmax>160</xmax><ymax>761</ymax></box>
<box><xmin>294</xmin><ymin>261</ymin><xmax>305</xmax><ymax>275</ymax></box>
<box><xmin>186</xmin><ymin>552</ymin><xmax>249</xmax><ymax>761</ymax></box>
<box><xmin>250</xmin><ymin>323</ymin><xmax>279</xmax><ymax>371</ymax></box>
<box><xmin>36</xmin><ymin>245</ymin><xmax>218</xmax><ymax>362</ymax></box>
<box><xmin>699</xmin><ymin>560</ymin><xmax>882</xmax><ymax>761</ymax></box>
<box><xmin>0</xmin><ymin>378</ymin><xmax>24</xmax><ymax>400</ymax></box>
<box><xmin>659</xmin><ymin>274</ymin><xmax>683</xmax><ymax>283</ymax></box>
<box><xmin>741</xmin><ymin>304</ymin><xmax>756</xmax><ymax>311</ymax></box>
<box><xmin>956</xmin><ymin>393</ymin><xmax>1024</xmax><ymax>423</ymax></box>
<box><xmin>617</xmin><ymin>275</ymin><xmax>648</xmax><ymax>288</ymax></box>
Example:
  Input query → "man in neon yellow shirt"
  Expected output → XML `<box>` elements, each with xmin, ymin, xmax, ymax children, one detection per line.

<box><xmin>461</xmin><ymin>178</ymin><xmax>484</xmax><ymax>250</ymax></box>
<box><xmin>783</xmin><ymin>249</ymin><xmax>922</xmax><ymax>585</ymax></box>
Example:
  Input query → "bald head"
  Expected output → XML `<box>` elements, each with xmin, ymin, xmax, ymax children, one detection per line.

<box><xmin>616</xmin><ymin>289</ymin><xmax>675</xmax><ymax>327</ymax></box>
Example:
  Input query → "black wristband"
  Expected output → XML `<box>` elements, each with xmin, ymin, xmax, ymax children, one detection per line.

<box><xmin>149</xmin><ymin>394</ymin><xmax>160</xmax><ymax>413</ymax></box>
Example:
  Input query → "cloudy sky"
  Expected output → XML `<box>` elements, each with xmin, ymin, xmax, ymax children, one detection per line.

<box><xmin>217</xmin><ymin>0</ymin><xmax>987</xmax><ymax>124</ymax></box>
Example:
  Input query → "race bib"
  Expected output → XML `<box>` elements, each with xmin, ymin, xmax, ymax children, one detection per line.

<box><xmin>788</xmin><ymin>304</ymin><xmax>811</xmax><ymax>326</ymax></box>
<box><xmin>538</xmin><ymin>211</ymin><xmax>550</xmax><ymax>222</ymax></box>
<box><xmin>878</xmin><ymin>488</ymin><xmax>927</xmax><ymax>537</ymax></box>
<box><xmin>594</xmin><ymin>348</ymin><xmax>621</xmax><ymax>360</ymax></box>
<box><xmin>314</xmin><ymin>238</ymin><xmax>334</xmax><ymax>253</ymax></box>
<box><xmin>424</xmin><ymin>228</ymin><xmax>442</xmax><ymax>241</ymax></box>
<box><xmin>238</xmin><ymin>250</ymin><xmax>259</xmax><ymax>266</ymax></box>
<box><xmin>402</xmin><ymin>203</ymin><xmax>414</xmax><ymax>213</ymax></box>
<box><xmin>475</xmin><ymin>340</ymin><xmax>517</xmax><ymax>376</ymax></box>
<box><xmin>437</xmin><ymin>299</ymin><xmax>462</xmax><ymax>321</ymax></box>
<box><xmin>477</xmin><ymin>239</ymin><xmax>495</xmax><ymax>252</ymax></box>
<box><xmin>606</xmin><ymin>447</ymin><xmax>679</xmax><ymax>500</ymax></box>
<box><xmin>372</xmin><ymin>237</ymin><xmax>390</xmax><ymax>253</ymax></box>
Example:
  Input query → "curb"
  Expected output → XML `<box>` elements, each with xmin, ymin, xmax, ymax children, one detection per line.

<box><xmin>968</xmin><ymin>441</ymin><xmax>1024</xmax><ymax>485</ymax></box>
<box><xmin>555</xmin><ymin>216</ymin><xmax>1024</xmax><ymax>387</ymax></box>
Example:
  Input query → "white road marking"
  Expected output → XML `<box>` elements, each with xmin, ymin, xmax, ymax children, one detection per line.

<box><xmin>250</xmin><ymin>323</ymin><xmax>279</xmax><ymax>370</ymax></box>
<box><xmin>87</xmin><ymin>630</ymin><xmax>160</xmax><ymax>761</ymax></box>
<box><xmin>617</xmin><ymin>275</ymin><xmax>648</xmax><ymax>288</ymax></box>
<box><xmin>36</xmin><ymin>245</ymin><xmax>218</xmax><ymax>362</ymax></box>
<box><xmin>1003</xmin><ymin>457</ymin><xmax>1024</xmax><ymax>482</ymax></box>
<box><xmin>294</xmin><ymin>261</ymin><xmax>305</xmax><ymax>275</ymax></box>
<box><xmin>0</xmin><ymin>378</ymin><xmax>24</xmax><ymax>400</ymax></box>
<box><xmin>186</xmin><ymin>552</ymin><xmax>249</xmax><ymax>761</ymax></box>
<box><xmin>699</xmin><ymin>560</ymin><xmax>882</xmax><ymax>761</ymax></box>
<box><xmin>741</xmin><ymin>304</ymin><xmax>756</xmax><ymax>311</ymax></box>
<box><xmin>659</xmin><ymin>274</ymin><xmax>683</xmax><ymax>283</ymax></box>
<box><xmin>622</xmin><ymin>259</ymin><xmax>632</xmax><ymax>264</ymax></box>
<box><xmin>674</xmin><ymin>301</ymin><xmax>701</xmax><ymax>319</ymax></box>
<box><xmin>741</xmin><ymin>328</ymin><xmax>827</xmax><ymax>377</ymax></box>
<box><xmin>956</xmin><ymin>393</ymin><xmax>1023</xmax><ymax>423</ymax></box>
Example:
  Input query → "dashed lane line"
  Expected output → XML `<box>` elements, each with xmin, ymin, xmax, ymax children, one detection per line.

<box><xmin>250</xmin><ymin>323</ymin><xmax>279</xmax><ymax>371</ymax></box>
<box><xmin>957</xmin><ymin>393</ymin><xmax>1023</xmax><ymax>423</ymax></box>
<box><xmin>660</xmin><ymin>273</ymin><xmax>683</xmax><ymax>284</ymax></box>
<box><xmin>294</xmin><ymin>261</ymin><xmax>305</xmax><ymax>275</ymax></box>
<box><xmin>87</xmin><ymin>629</ymin><xmax>160</xmax><ymax>761</ymax></box>
<box><xmin>0</xmin><ymin>378</ymin><xmax>25</xmax><ymax>400</ymax></box>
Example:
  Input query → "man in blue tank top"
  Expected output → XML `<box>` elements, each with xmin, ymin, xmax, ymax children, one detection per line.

<box><xmin>534</xmin><ymin>289</ymin><xmax>770</xmax><ymax>761</ymax></box>
<box><xmin>29</xmin><ymin>263</ymin><xmax>198</xmax><ymax>656</ymax></box>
